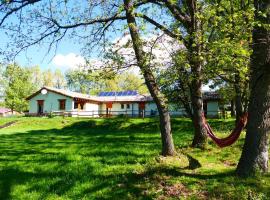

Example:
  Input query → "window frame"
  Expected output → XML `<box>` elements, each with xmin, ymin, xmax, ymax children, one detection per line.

<box><xmin>121</xmin><ymin>104</ymin><xmax>125</xmax><ymax>109</ymax></box>
<box><xmin>58</xmin><ymin>99</ymin><xmax>66</xmax><ymax>110</ymax></box>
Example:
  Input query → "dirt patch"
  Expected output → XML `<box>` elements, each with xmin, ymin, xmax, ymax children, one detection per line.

<box><xmin>156</xmin><ymin>182</ymin><xmax>208</xmax><ymax>200</ymax></box>
<box><xmin>155</xmin><ymin>154</ymin><xmax>189</xmax><ymax>168</ymax></box>
<box><xmin>164</xmin><ymin>183</ymin><xmax>190</xmax><ymax>197</ymax></box>
<box><xmin>223</xmin><ymin>160</ymin><xmax>236</xmax><ymax>166</ymax></box>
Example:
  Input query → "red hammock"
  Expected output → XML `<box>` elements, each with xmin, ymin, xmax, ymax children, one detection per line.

<box><xmin>202</xmin><ymin>113</ymin><xmax>248</xmax><ymax>148</ymax></box>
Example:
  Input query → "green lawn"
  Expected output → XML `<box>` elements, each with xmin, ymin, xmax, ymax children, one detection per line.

<box><xmin>0</xmin><ymin>117</ymin><xmax>269</xmax><ymax>199</ymax></box>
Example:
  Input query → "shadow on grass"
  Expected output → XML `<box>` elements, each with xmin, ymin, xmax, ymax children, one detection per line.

<box><xmin>0</xmin><ymin>119</ymin><xmax>165</xmax><ymax>199</ymax></box>
<box><xmin>0</xmin><ymin>118</ymin><xmax>267</xmax><ymax>199</ymax></box>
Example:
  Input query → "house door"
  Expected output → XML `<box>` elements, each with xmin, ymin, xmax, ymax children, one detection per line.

<box><xmin>106</xmin><ymin>102</ymin><xmax>113</xmax><ymax>117</ymax></box>
<box><xmin>37</xmin><ymin>100</ymin><xmax>44</xmax><ymax>114</ymax></box>
<box><xmin>138</xmin><ymin>102</ymin><xmax>145</xmax><ymax>118</ymax></box>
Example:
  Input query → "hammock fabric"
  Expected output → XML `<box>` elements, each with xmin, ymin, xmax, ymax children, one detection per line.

<box><xmin>202</xmin><ymin>113</ymin><xmax>248</xmax><ymax>148</ymax></box>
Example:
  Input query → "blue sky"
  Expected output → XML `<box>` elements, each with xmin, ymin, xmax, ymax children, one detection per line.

<box><xmin>0</xmin><ymin>30</ymin><xmax>85</xmax><ymax>71</ymax></box>
<box><xmin>0</xmin><ymin>0</ymin><xmax>116</xmax><ymax>72</ymax></box>
<box><xmin>0</xmin><ymin>1</ymin><xmax>168</xmax><ymax>73</ymax></box>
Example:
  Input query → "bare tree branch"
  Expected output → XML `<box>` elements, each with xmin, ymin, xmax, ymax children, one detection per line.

<box><xmin>162</xmin><ymin>0</ymin><xmax>191</xmax><ymax>26</ymax></box>
<box><xmin>50</xmin><ymin>14</ymin><xmax>126</xmax><ymax>30</ymax></box>
<box><xmin>136</xmin><ymin>13</ymin><xmax>187</xmax><ymax>44</ymax></box>
<box><xmin>0</xmin><ymin>0</ymin><xmax>41</xmax><ymax>26</ymax></box>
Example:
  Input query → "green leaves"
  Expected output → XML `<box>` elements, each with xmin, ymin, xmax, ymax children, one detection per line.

<box><xmin>3</xmin><ymin>64</ymin><xmax>36</xmax><ymax>112</ymax></box>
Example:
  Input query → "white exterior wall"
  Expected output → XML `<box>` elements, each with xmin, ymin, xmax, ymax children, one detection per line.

<box><xmin>84</xmin><ymin>103</ymin><xmax>99</xmax><ymax>111</ymax></box>
<box><xmin>97</xmin><ymin>102</ymin><xmax>190</xmax><ymax>117</ymax></box>
<box><xmin>99</xmin><ymin>102</ymin><xmax>137</xmax><ymax>116</ymax></box>
<box><xmin>145</xmin><ymin>102</ymin><xmax>158</xmax><ymax>116</ymax></box>
<box><xmin>29</xmin><ymin>91</ymin><xmax>73</xmax><ymax>114</ymax></box>
<box><xmin>207</xmin><ymin>101</ymin><xmax>219</xmax><ymax>117</ymax></box>
<box><xmin>98</xmin><ymin>102</ymin><xmax>158</xmax><ymax>116</ymax></box>
<box><xmin>71</xmin><ymin>102</ymin><xmax>100</xmax><ymax>117</ymax></box>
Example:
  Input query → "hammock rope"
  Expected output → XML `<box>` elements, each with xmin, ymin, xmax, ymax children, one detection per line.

<box><xmin>202</xmin><ymin>113</ymin><xmax>248</xmax><ymax>148</ymax></box>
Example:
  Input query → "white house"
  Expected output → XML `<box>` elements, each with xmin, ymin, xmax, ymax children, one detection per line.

<box><xmin>26</xmin><ymin>87</ymin><xmax>156</xmax><ymax>117</ymax></box>
<box><xmin>26</xmin><ymin>87</ymin><xmax>221</xmax><ymax>118</ymax></box>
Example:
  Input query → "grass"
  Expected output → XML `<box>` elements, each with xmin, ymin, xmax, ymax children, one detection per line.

<box><xmin>0</xmin><ymin>117</ymin><xmax>21</xmax><ymax>126</ymax></box>
<box><xmin>0</xmin><ymin>116</ymin><xmax>269</xmax><ymax>199</ymax></box>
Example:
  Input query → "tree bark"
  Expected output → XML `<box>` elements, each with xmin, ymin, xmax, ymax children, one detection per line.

<box><xmin>231</xmin><ymin>100</ymin><xmax>236</xmax><ymax>117</ymax></box>
<box><xmin>236</xmin><ymin>0</ymin><xmax>270</xmax><ymax>176</ymax></box>
<box><xmin>234</xmin><ymin>72</ymin><xmax>244</xmax><ymax>123</ymax></box>
<box><xmin>123</xmin><ymin>0</ymin><xmax>175</xmax><ymax>156</ymax></box>
<box><xmin>187</xmin><ymin>0</ymin><xmax>207</xmax><ymax>148</ymax></box>
<box><xmin>190</xmin><ymin>64</ymin><xmax>207</xmax><ymax>149</ymax></box>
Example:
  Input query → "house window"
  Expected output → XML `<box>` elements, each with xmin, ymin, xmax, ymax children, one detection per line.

<box><xmin>121</xmin><ymin>104</ymin><xmax>125</xmax><ymax>109</ymax></box>
<box><xmin>126</xmin><ymin>104</ymin><xmax>130</xmax><ymax>109</ymax></box>
<box><xmin>59</xmin><ymin>99</ymin><xmax>66</xmax><ymax>110</ymax></box>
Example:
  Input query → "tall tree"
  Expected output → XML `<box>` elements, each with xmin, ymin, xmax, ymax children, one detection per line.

<box><xmin>123</xmin><ymin>0</ymin><xmax>175</xmax><ymax>155</ymax></box>
<box><xmin>54</xmin><ymin>69</ymin><xmax>66</xmax><ymax>89</ymax></box>
<box><xmin>4</xmin><ymin>64</ymin><xmax>35</xmax><ymax>112</ymax></box>
<box><xmin>236</xmin><ymin>0</ymin><xmax>270</xmax><ymax>176</ymax></box>
<box><xmin>127</xmin><ymin>0</ymin><xmax>209</xmax><ymax>148</ymax></box>
<box><xmin>117</xmin><ymin>72</ymin><xmax>148</xmax><ymax>94</ymax></box>
<box><xmin>205</xmin><ymin>0</ymin><xmax>252</xmax><ymax>123</ymax></box>
<box><xmin>42</xmin><ymin>69</ymin><xmax>55</xmax><ymax>87</ymax></box>
<box><xmin>29</xmin><ymin>65</ymin><xmax>43</xmax><ymax>90</ymax></box>
<box><xmin>154</xmin><ymin>0</ymin><xmax>252</xmax><ymax>146</ymax></box>
<box><xmin>65</xmin><ymin>69</ymin><xmax>93</xmax><ymax>93</ymax></box>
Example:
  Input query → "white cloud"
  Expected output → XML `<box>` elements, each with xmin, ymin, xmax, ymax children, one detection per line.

<box><xmin>110</xmin><ymin>34</ymin><xmax>183</xmax><ymax>70</ymax></box>
<box><xmin>52</xmin><ymin>53</ymin><xmax>86</xmax><ymax>70</ymax></box>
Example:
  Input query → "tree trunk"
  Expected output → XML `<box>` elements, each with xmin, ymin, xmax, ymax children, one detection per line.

<box><xmin>190</xmin><ymin>69</ymin><xmax>207</xmax><ymax>149</ymax></box>
<box><xmin>234</xmin><ymin>73</ymin><xmax>244</xmax><ymax>123</ymax></box>
<box><xmin>188</xmin><ymin>0</ymin><xmax>207</xmax><ymax>149</ymax></box>
<box><xmin>236</xmin><ymin>0</ymin><xmax>270</xmax><ymax>176</ymax></box>
<box><xmin>123</xmin><ymin>0</ymin><xmax>175</xmax><ymax>156</ymax></box>
<box><xmin>231</xmin><ymin>100</ymin><xmax>236</xmax><ymax>117</ymax></box>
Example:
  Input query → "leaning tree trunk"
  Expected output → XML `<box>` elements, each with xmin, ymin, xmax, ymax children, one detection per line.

<box><xmin>124</xmin><ymin>0</ymin><xmax>175</xmax><ymax>156</ymax></box>
<box><xmin>236</xmin><ymin>0</ymin><xmax>270</xmax><ymax>176</ymax></box>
